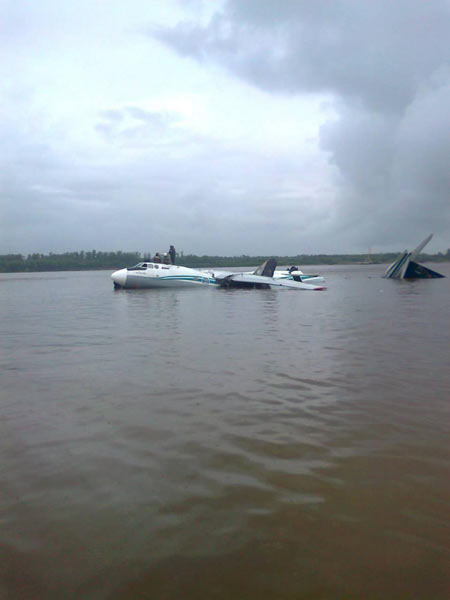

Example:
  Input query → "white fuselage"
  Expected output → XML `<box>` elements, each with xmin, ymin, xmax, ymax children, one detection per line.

<box><xmin>111</xmin><ymin>262</ymin><xmax>326</xmax><ymax>290</ymax></box>
<box><xmin>111</xmin><ymin>262</ymin><xmax>216</xmax><ymax>289</ymax></box>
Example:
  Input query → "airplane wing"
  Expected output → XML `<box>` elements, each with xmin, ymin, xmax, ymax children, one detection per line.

<box><xmin>214</xmin><ymin>259</ymin><xmax>326</xmax><ymax>290</ymax></box>
<box><xmin>274</xmin><ymin>269</ymin><xmax>326</xmax><ymax>285</ymax></box>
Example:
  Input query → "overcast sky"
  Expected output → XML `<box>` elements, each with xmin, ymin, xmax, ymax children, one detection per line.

<box><xmin>1</xmin><ymin>0</ymin><xmax>449</xmax><ymax>255</ymax></box>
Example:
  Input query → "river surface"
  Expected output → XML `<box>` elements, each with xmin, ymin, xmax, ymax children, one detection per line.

<box><xmin>1</xmin><ymin>264</ymin><xmax>449</xmax><ymax>599</ymax></box>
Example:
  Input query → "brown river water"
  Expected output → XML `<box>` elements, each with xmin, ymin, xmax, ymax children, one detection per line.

<box><xmin>1</xmin><ymin>264</ymin><xmax>449</xmax><ymax>599</ymax></box>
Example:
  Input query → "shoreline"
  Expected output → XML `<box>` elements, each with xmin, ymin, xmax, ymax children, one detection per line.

<box><xmin>1</xmin><ymin>257</ymin><xmax>449</xmax><ymax>274</ymax></box>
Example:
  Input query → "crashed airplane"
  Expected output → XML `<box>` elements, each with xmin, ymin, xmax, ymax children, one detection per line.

<box><xmin>111</xmin><ymin>258</ymin><xmax>326</xmax><ymax>290</ymax></box>
<box><xmin>382</xmin><ymin>234</ymin><xmax>445</xmax><ymax>279</ymax></box>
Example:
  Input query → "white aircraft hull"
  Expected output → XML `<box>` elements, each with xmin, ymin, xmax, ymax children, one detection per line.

<box><xmin>111</xmin><ymin>263</ymin><xmax>215</xmax><ymax>289</ymax></box>
<box><xmin>111</xmin><ymin>260</ymin><xmax>326</xmax><ymax>291</ymax></box>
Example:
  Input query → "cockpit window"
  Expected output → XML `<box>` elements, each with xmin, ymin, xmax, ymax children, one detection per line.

<box><xmin>127</xmin><ymin>262</ymin><xmax>147</xmax><ymax>271</ymax></box>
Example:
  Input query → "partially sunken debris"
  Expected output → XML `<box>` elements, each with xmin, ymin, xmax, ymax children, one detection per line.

<box><xmin>383</xmin><ymin>234</ymin><xmax>445</xmax><ymax>279</ymax></box>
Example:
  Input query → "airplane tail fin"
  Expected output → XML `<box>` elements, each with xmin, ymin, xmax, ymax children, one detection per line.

<box><xmin>410</xmin><ymin>233</ymin><xmax>433</xmax><ymax>261</ymax></box>
<box><xmin>253</xmin><ymin>258</ymin><xmax>276</xmax><ymax>277</ymax></box>
<box><xmin>383</xmin><ymin>234</ymin><xmax>445</xmax><ymax>279</ymax></box>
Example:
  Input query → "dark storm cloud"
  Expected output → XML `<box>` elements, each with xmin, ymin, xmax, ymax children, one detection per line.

<box><xmin>154</xmin><ymin>0</ymin><xmax>448</xmax><ymax>113</ymax></box>
<box><xmin>152</xmin><ymin>0</ymin><xmax>450</xmax><ymax>250</ymax></box>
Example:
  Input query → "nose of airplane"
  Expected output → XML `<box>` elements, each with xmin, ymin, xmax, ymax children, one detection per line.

<box><xmin>111</xmin><ymin>268</ymin><xmax>127</xmax><ymax>288</ymax></box>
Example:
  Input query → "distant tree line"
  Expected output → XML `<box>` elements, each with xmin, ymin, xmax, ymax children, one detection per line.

<box><xmin>1</xmin><ymin>248</ymin><xmax>449</xmax><ymax>273</ymax></box>
<box><xmin>0</xmin><ymin>250</ymin><xmax>142</xmax><ymax>273</ymax></box>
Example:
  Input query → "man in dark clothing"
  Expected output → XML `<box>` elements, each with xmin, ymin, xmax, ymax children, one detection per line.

<box><xmin>169</xmin><ymin>245</ymin><xmax>176</xmax><ymax>265</ymax></box>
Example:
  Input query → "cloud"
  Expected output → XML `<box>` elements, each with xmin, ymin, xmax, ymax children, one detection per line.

<box><xmin>95</xmin><ymin>107</ymin><xmax>181</xmax><ymax>148</ymax></box>
<box><xmin>153</xmin><ymin>0</ymin><xmax>448</xmax><ymax>112</ymax></box>
<box><xmin>152</xmin><ymin>0</ymin><xmax>450</xmax><ymax>251</ymax></box>
<box><xmin>0</xmin><ymin>80</ymin><xmax>329</xmax><ymax>255</ymax></box>
<box><xmin>1</xmin><ymin>0</ymin><xmax>448</xmax><ymax>256</ymax></box>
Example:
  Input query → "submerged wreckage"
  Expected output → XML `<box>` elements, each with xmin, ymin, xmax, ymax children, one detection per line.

<box><xmin>383</xmin><ymin>234</ymin><xmax>445</xmax><ymax>279</ymax></box>
<box><xmin>213</xmin><ymin>259</ymin><xmax>325</xmax><ymax>289</ymax></box>
<box><xmin>111</xmin><ymin>258</ymin><xmax>326</xmax><ymax>290</ymax></box>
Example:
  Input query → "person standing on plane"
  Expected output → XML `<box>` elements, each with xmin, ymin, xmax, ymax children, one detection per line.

<box><xmin>169</xmin><ymin>245</ymin><xmax>176</xmax><ymax>264</ymax></box>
